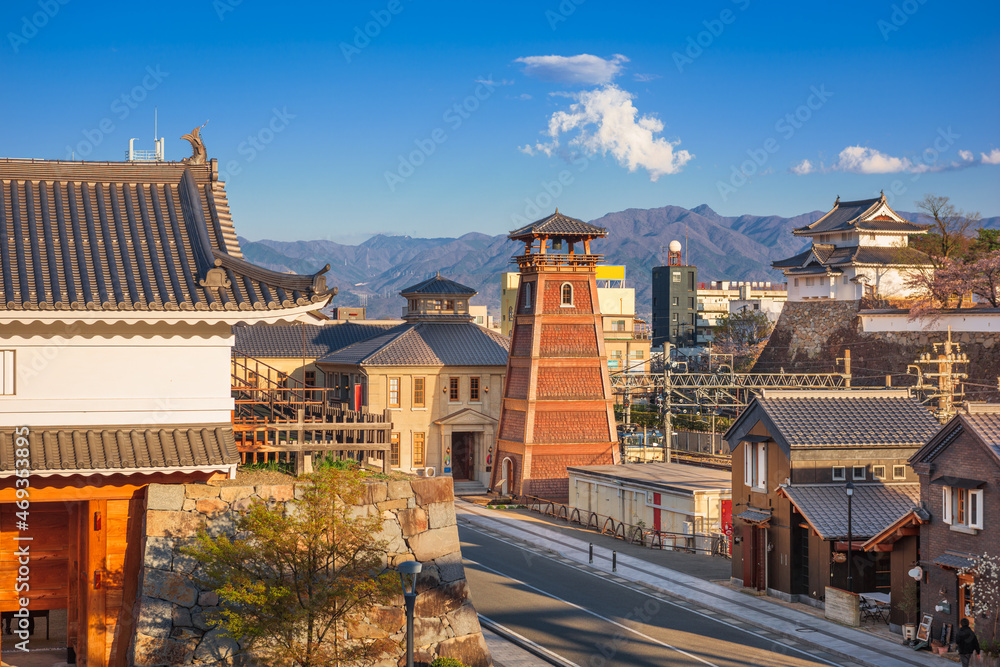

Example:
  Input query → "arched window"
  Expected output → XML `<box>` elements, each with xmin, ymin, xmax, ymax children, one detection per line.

<box><xmin>561</xmin><ymin>282</ymin><xmax>573</xmax><ymax>306</ymax></box>
<box><xmin>523</xmin><ymin>282</ymin><xmax>532</xmax><ymax>309</ymax></box>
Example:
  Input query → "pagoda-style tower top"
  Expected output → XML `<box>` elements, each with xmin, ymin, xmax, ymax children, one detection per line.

<box><xmin>509</xmin><ymin>210</ymin><xmax>607</xmax><ymax>271</ymax></box>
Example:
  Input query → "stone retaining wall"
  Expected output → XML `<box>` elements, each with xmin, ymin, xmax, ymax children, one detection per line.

<box><xmin>128</xmin><ymin>477</ymin><xmax>491</xmax><ymax>667</ymax></box>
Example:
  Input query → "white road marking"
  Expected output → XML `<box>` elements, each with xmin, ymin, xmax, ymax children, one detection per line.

<box><xmin>462</xmin><ymin>522</ymin><xmax>844</xmax><ymax>667</ymax></box>
<box><xmin>466</xmin><ymin>555</ymin><xmax>722</xmax><ymax>667</ymax></box>
<box><xmin>480</xmin><ymin>613</ymin><xmax>583</xmax><ymax>667</ymax></box>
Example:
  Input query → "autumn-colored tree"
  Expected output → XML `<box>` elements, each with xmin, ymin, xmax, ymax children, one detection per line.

<box><xmin>908</xmin><ymin>194</ymin><xmax>981</xmax><ymax>264</ymax></box>
<box><xmin>905</xmin><ymin>249</ymin><xmax>1000</xmax><ymax>315</ymax></box>
<box><xmin>711</xmin><ymin>308</ymin><xmax>774</xmax><ymax>371</ymax></box>
<box><xmin>185</xmin><ymin>468</ymin><xmax>398</xmax><ymax>666</ymax></box>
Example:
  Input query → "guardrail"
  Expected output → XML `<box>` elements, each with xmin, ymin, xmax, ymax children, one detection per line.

<box><xmin>507</xmin><ymin>494</ymin><xmax>730</xmax><ymax>558</ymax></box>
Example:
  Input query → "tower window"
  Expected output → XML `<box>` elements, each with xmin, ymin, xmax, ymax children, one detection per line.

<box><xmin>561</xmin><ymin>282</ymin><xmax>574</xmax><ymax>306</ymax></box>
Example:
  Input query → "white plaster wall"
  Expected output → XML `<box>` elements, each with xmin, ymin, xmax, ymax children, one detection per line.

<box><xmin>787</xmin><ymin>275</ymin><xmax>836</xmax><ymax>301</ymax></box>
<box><xmin>860</xmin><ymin>311</ymin><xmax>1000</xmax><ymax>333</ymax></box>
<box><xmin>0</xmin><ymin>321</ymin><xmax>234</xmax><ymax>427</ymax></box>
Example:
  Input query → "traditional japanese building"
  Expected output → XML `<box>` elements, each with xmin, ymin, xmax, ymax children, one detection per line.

<box><xmin>725</xmin><ymin>389</ymin><xmax>940</xmax><ymax>622</ymax></box>
<box><xmin>773</xmin><ymin>193</ymin><xmax>933</xmax><ymax>302</ymax></box>
<box><xmin>0</xmin><ymin>136</ymin><xmax>333</xmax><ymax>663</ymax></box>
<box><xmin>490</xmin><ymin>211</ymin><xmax>619</xmax><ymax>500</ymax></box>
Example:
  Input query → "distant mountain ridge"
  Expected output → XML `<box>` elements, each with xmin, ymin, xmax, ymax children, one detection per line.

<box><xmin>241</xmin><ymin>205</ymin><xmax>1000</xmax><ymax>323</ymax></box>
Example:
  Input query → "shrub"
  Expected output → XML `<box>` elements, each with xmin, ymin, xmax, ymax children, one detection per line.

<box><xmin>430</xmin><ymin>658</ymin><xmax>469</xmax><ymax>667</ymax></box>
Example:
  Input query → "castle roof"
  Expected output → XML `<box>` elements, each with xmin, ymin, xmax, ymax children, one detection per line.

<box><xmin>400</xmin><ymin>274</ymin><xmax>477</xmax><ymax>296</ymax></box>
<box><xmin>792</xmin><ymin>193</ymin><xmax>931</xmax><ymax>236</ymax></box>
<box><xmin>0</xmin><ymin>157</ymin><xmax>333</xmax><ymax>318</ymax></box>
<box><xmin>317</xmin><ymin>321</ymin><xmax>509</xmax><ymax>367</ymax></box>
<box><xmin>233</xmin><ymin>321</ymin><xmax>401</xmax><ymax>358</ymax></box>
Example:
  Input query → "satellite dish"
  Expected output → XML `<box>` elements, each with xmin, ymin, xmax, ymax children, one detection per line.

<box><xmin>908</xmin><ymin>566</ymin><xmax>923</xmax><ymax>580</ymax></box>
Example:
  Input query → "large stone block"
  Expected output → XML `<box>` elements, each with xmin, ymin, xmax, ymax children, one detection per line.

<box><xmin>135</xmin><ymin>596</ymin><xmax>173</xmax><ymax>638</ymax></box>
<box><xmin>411</xmin><ymin>478</ymin><xmax>453</xmax><ymax>506</ymax></box>
<box><xmin>143</xmin><ymin>568</ymin><xmax>199</xmax><ymax>607</ymax></box>
<box><xmin>146</xmin><ymin>484</ymin><xmax>186</xmax><ymax>511</ymax></box>
<box><xmin>436</xmin><ymin>633</ymin><xmax>492</xmax><ymax>667</ymax></box>
<box><xmin>146</xmin><ymin>510</ymin><xmax>206</xmax><ymax>538</ymax></box>
<box><xmin>143</xmin><ymin>536</ymin><xmax>176</xmax><ymax>570</ymax></box>
<box><xmin>425</xmin><ymin>502</ymin><xmax>455</xmax><ymax>529</ymax></box>
<box><xmin>445</xmin><ymin>603</ymin><xmax>481</xmax><ymax>637</ymax></box>
<box><xmin>185</xmin><ymin>484</ymin><xmax>222</xmax><ymax>500</ymax></box>
<box><xmin>397</xmin><ymin>508</ymin><xmax>428</xmax><ymax>537</ymax></box>
<box><xmin>132</xmin><ymin>633</ymin><xmax>195</xmax><ymax>666</ymax></box>
<box><xmin>414</xmin><ymin>616</ymin><xmax>450</xmax><ymax>646</ymax></box>
<box><xmin>415</xmin><ymin>580</ymin><xmax>467</xmax><ymax>618</ymax></box>
<box><xmin>194</xmin><ymin>627</ymin><xmax>239</xmax><ymax>662</ymax></box>
<box><xmin>377</xmin><ymin>498</ymin><xmax>409</xmax><ymax>511</ymax></box>
<box><xmin>407</xmin><ymin>525</ymin><xmax>459</xmax><ymax>562</ymax></box>
<box><xmin>387</xmin><ymin>480</ymin><xmax>414</xmax><ymax>501</ymax></box>
<box><xmin>433</xmin><ymin>552</ymin><xmax>465</xmax><ymax>583</ymax></box>
<box><xmin>219</xmin><ymin>486</ymin><xmax>254</xmax><ymax>503</ymax></box>
<box><xmin>256</xmin><ymin>484</ymin><xmax>294</xmax><ymax>501</ymax></box>
<box><xmin>196</xmin><ymin>498</ymin><xmax>229</xmax><ymax>516</ymax></box>
<box><xmin>365</xmin><ymin>481</ymin><xmax>389</xmax><ymax>505</ymax></box>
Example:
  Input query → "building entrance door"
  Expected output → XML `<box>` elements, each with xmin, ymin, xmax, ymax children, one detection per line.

<box><xmin>452</xmin><ymin>432</ymin><xmax>474</xmax><ymax>480</ymax></box>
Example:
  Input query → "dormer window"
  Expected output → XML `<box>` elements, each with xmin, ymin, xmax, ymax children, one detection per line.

<box><xmin>561</xmin><ymin>282</ymin><xmax>573</xmax><ymax>306</ymax></box>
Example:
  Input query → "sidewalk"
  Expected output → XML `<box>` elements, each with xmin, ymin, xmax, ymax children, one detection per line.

<box><xmin>458</xmin><ymin>500</ymin><xmax>955</xmax><ymax>667</ymax></box>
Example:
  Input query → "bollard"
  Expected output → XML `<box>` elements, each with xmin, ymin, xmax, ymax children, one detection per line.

<box><xmin>612</xmin><ymin>551</ymin><xmax>617</xmax><ymax>572</ymax></box>
<box><xmin>589</xmin><ymin>543</ymin><xmax>593</xmax><ymax>564</ymax></box>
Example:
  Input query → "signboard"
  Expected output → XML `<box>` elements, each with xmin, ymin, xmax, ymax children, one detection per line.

<box><xmin>916</xmin><ymin>613</ymin><xmax>933</xmax><ymax>643</ymax></box>
<box><xmin>824</xmin><ymin>587</ymin><xmax>860</xmax><ymax>627</ymax></box>
<box><xmin>721</xmin><ymin>499</ymin><xmax>733</xmax><ymax>554</ymax></box>
<box><xmin>596</xmin><ymin>265</ymin><xmax>626</xmax><ymax>281</ymax></box>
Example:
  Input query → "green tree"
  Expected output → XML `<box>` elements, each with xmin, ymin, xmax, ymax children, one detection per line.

<box><xmin>185</xmin><ymin>468</ymin><xmax>398</xmax><ymax>666</ymax></box>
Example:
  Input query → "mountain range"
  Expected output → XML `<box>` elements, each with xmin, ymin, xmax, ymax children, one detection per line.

<box><xmin>240</xmin><ymin>205</ymin><xmax>1000</xmax><ymax>323</ymax></box>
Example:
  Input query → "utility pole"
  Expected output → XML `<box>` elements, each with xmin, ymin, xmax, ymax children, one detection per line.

<box><xmin>907</xmin><ymin>327</ymin><xmax>968</xmax><ymax>422</ymax></box>
<box><xmin>663</xmin><ymin>343</ymin><xmax>673</xmax><ymax>463</ymax></box>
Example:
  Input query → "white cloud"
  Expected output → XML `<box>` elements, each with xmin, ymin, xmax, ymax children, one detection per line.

<box><xmin>982</xmin><ymin>148</ymin><xmax>1000</xmax><ymax>165</ymax></box>
<box><xmin>958</xmin><ymin>149</ymin><xmax>974</xmax><ymax>161</ymax></box>
<box><xmin>790</xmin><ymin>159</ymin><xmax>814</xmax><ymax>175</ymax></box>
<box><xmin>511</xmin><ymin>93</ymin><xmax>532</xmax><ymax>100</ymax></box>
<box><xmin>514</xmin><ymin>54</ymin><xmax>628</xmax><ymax>85</ymax></box>
<box><xmin>475</xmin><ymin>77</ymin><xmax>513</xmax><ymax>87</ymax></box>
<box><xmin>833</xmin><ymin>146</ymin><xmax>911</xmax><ymax>174</ymax></box>
<box><xmin>634</xmin><ymin>73</ymin><xmax>661</xmax><ymax>82</ymax></box>
<box><xmin>519</xmin><ymin>84</ymin><xmax>692</xmax><ymax>180</ymax></box>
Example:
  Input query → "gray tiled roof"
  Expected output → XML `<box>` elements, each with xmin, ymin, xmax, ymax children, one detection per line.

<box><xmin>773</xmin><ymin>242</ymin><xmax>931</xmax><ymax>271</ymax></box>
<box><xmin>400</xmin><ymin>275</ymin><xmax>476</xmax><ymax>296</ymax></box>
<box><xmin>233</xmin><ymin>322</ymin><xmax>400</xmax><ymax>358</ymax></box>
<box><xmin>0</xmin><ymin>159</ymin><xmax>332</xmax><ymax>312</ymax></box>
<box><xmin>736</xmin><ymin>509</ymin><xmax>772</xmax><ymax>523</ymax></box>
<box><xmin>781</xmin><ymin>483</ymin><xmax>920</xmax><ymax>540</ymax></box>
<box><xmin>317</xmin><ymin>321</ymin><xmax>510</xmax><ymax>367</ymax></box>
<box><xmin>752</xmin><ymin>391</ymin><xmax>940</xmax><ymax>452</ymax></box>
<box><xmin>965</xmin><ymin>412</ymin><xmax>1000</xmax><ymax>463</ymax></box>
<box><xmin>509</xmin><ymin>210</ymin><xmax>607</xmax><ymax>239</ymax></box>
<box><xmin>933</xmin><ymin>552</ymin><xmax>978</xmax><ymax>569</ymax></box>
<box><xmin>793</xmin><ymin>195</ymin><xmax>929</xmax><ymax>235</ymax></box>
<box><xmin>0</xmin><ymin>425</ymin><xmax>237</xmax><ymax>476</ymax></box>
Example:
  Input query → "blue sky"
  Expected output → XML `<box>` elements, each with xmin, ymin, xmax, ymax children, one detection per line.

<box><xmin>1</xmin><ymin>0</ymin><xmax>998</xmax><ymax>243</ymax></box>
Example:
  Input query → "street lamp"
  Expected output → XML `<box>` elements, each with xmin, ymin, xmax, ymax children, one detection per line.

<box><xmin>845</xmin><ymin>482</ymin><xmax>854</xmax><ymax>593</ymax></box>
<box><xmin>398</xmin><ymin>560</ymin><xmax>422</xmax><ymax>667</ymax></box>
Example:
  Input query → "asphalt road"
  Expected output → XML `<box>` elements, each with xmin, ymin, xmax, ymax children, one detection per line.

<box><xmin>460</xmin><ymin>523</ymin><xmax>852</xmax><ymax>667</ymax></box>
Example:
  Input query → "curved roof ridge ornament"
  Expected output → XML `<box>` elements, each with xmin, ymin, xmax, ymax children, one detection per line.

<box><xmin>181</xmin><ymin>122</ymin><xmax>209</xmax><ymax>165</ymax></box>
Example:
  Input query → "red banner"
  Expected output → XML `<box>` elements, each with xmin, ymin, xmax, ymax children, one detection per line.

<box><xmin>721</xmin><ymin>499</ymin><xmax>733</xmax><ymax>553</ymax></box>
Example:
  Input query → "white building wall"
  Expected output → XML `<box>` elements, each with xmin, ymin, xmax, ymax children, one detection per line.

<box><xmin>0</xmin><ymin>321</ymin><xmax>234</xmax><ymax>427</ymax></box>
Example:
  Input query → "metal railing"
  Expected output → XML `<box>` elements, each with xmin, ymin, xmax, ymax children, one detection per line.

<box><xmin>507</xmin><ymin>494</ymin><xmax>730</xmax><ymax>558</ymax></box>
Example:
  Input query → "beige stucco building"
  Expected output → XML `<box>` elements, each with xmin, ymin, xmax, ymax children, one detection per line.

<box><xmin>568</xmin><ymin>462</ymin><xmax>732</xmax><ymax>554</ymax></box>
<box><xmin>316</xmin><ymin>276</ymin><xmax>509</xmax><ymax>487</ymax></box>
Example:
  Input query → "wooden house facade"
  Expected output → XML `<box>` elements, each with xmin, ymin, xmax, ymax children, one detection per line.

<box><xmin>907</xmin><ymin>403</ymin><xmax>1000</xmax><ymax>642</ymax></box>
<box><xmin>725</xmin><ymin>389</ymin><xmax>940</xmax><ymax>624</ymax></box>
<box><xmin>0</xmin><ymin>147</ymin><xmax>333</xmax><ymax>664</ymax></box>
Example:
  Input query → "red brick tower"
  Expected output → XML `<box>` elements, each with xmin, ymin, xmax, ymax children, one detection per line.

<box><xmin>490</xmin><ymin>210</ymin><xmax>620</xmax><ymax>500</ymax></box>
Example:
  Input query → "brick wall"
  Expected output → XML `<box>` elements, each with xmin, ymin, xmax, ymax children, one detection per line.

<box><xmin>536</xmin><ymin>367</ymin><xmax>604</xmax><ymax>399</ymax></box>
<box><xmin>542</xmin><ymin>280</ymin><xmax>592</xmax><ymax>314</ymax></box>
<box><xmin>499</xmin><ymin>409</ymin><xmax>526</xmax><ymax>442</ymax></box>
<box><xmin>540</xmin><ymin>324</ymin><xmax>598</xmax><ymax>356</ymax></box>
<box><xmin>533</xmin><ymin>411</ymin><xmax>611</xmax><ymax>443</ymax></box>
<box><xmin>510</xmin><ymin>323</ymin><xmax>533</xmax><ymax>357</ymax></box>
<box><xmin>505</xmin><ymin>367</ymin><xmax>530</xmax><ymax>399</ymax></box>
<box><xmin>917</xmin><ymin>427</ymin><xmax>1000</xmax><ymax>640</ymax></box>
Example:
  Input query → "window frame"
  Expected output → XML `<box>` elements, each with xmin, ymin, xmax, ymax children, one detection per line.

<box><xmin>560</xmin><ymin>282</ymin><xmax>574</xmax><ymax>307</ymax></box>
<box><xmin>469</xmin><ymin>376</ymin><xmax>481</xmax><ymax>402</ymax></box>
<box><xmin>1</xmin><ymin>349</ymin><xmax>15</xmax><ymax>395</ymax></box>
<box><xmin>413</xmin><ymin>377</ymin><xmax>425</xmax><ymax>408</ymax></box>
<box><xmin>413</xmin><ymin>432</ymin><xmax>425</xmax><ymax>467</ymax></box>
<box><xmin>523</xmin><ymin>282</ymin><xmax>533</xmax><ymax>309</ymax></box>
<box><xmin>388</xmin><ymin>377</ymin><xmax>400</xmax><ymax>408</ymax></box>
<box><xmin>892</xmin><ymin>465</ymin><xmax>906</xmax><ymax>480</ymax></box>
<box><xmin>448</xmin><ymin>376</ymin><xmax>460</xmax><ymax>402</ymax></box>
<box><xmin>744</xmin><ymin>441</ymin><xmax>767</xmax><ymax>490</ymax></box>
<box><xmin>390</xmin><ymin>432</ymin><xmax>400</xmax><ymax>467</ymax></box>
<box><xmin>872</xmin><ymin>465</ymin><xmax>886</xmax><ymax>480</ymax></box>
<box><xmin>832</xmin><ymin>466</ymin><xmax>846</xmax><ymax>481</ymax></box>
<box><xmin>852</xmin><ymin>466</ymin><xmax>866</xmax><ymax>481</ymax></box>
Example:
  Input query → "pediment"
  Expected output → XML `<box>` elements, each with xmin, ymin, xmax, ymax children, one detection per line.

<box><xmin>434</xmin><ymin>407</ymin><xmax>498</xmax><ymax>426</ymax></box>
<box><xmin>861</xmin><ymin>201</ymin><xmax>906</xmax><ymax>223</ymax></box>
